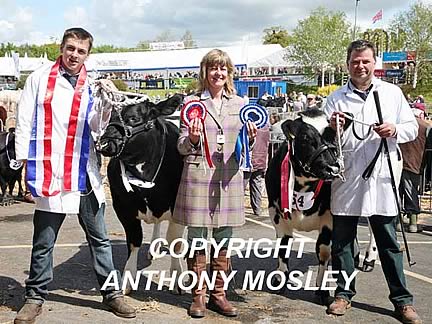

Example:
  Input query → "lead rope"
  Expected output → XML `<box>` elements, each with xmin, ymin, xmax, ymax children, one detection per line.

<box><xmin>335</xmin><ymin>114</ymin><xmax>346</xmax><ymax>182</ymax></box>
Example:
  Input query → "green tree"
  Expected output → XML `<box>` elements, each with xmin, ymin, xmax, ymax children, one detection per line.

<box><xmin>362</xmin><ymin>28</ymin><xmax>390</xmax><ymax>55</ymax></box>
<box><xmin>262</xmin><ymin>26</ymin><xmax>291</xmax><ymax>47</ymax></box>
<box><xmin>155</xmin><ymin>30</ymin><xmax>175</xmax><ymax>42</ymax></box>
<box><xmin>389</xmin><ymin>1</ymin><xmax>432</xmax><ymax>88</ymax></box>
<box><xmin>181</xmin><ymin>30</ymin><xmax>196</xmax><ymax>48</ymax></box>
<box><xmin>289</xmin><ymin>7</ymin><xmax>351</xmax><ymax>87</ymax></box>
<box><xmin>136</xmin><ymin>41</ymin><xmax>150</xmax><ymax>50</ymax></box>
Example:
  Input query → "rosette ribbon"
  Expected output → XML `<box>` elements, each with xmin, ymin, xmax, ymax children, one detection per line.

<box><xmin>181</xmin><ymin>100</ymin><xmax>214</xmax><ymax>168</ymax></box>
<box><xmin>235</xmin><ymin>104</ymin><xmax>268</xmax><ymax>170</ymax></box>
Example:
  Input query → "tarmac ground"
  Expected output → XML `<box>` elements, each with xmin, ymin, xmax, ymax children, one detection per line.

<box><xmin>1</xmin><ymin>197</ymin><xmax>432</xmax><ymax>324</ymax></box>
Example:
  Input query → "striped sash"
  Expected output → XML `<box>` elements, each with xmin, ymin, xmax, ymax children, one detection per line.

<box><xmin>27</xmin><ymin>57</ymin><xmax>93</xmax><ymax>197</ymax></box>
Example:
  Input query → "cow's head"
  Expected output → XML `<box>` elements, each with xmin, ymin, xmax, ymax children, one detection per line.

<box><xmin>97</xmin><ymin>94</ymin><xmax>183</xmax><ymax>164</ymax></box>
<box><xmin>281</xmin><ymin>109</ymin><xmax>345</xmax><ymax>180</ymax></box>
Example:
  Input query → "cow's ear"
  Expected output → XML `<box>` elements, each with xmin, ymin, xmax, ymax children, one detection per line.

<box><xmin>281</xmin><ymin>119</ymin><xmax>299</xmax><ymax>140</ymax></box>
<box><xmin>342</xmin><ymin>111</ymin><xmax>353</xmax><ymax>130</ymax></box>
<box><xmin>151</xmin><ymin>94</ymin><xmax>184</xmax><ymax>118</ymax></box>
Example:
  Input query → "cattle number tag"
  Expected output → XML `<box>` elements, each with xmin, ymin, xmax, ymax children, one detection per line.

<box><xmin>292</xmin><ymin>191</ymin><xmax>315</xmax><ymax>210</ymax></box>
<box><xmin>217</xmin><ymin>134</ymin><xmax>225</xmax><ymax>144</ymax></box>
<box><xmin>9</xmin><ymin>159</ymin><xmax>23</xmax><ymax>170</ymax></box>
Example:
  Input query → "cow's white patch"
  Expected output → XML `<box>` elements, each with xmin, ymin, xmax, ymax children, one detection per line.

<box><xmin>122</xmin><ymin>245</ymin><xmax>139</xmax><ymax>295</ymax></box>
<box><xmin>301</xmin><ymin>115</ymin><xmax>328</xmax><ymax>135</ymax></box>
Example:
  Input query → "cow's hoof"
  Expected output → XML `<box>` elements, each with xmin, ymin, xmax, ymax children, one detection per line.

<box><xmin>362</xmin><ymin>259</ymin><xmax>375</xmax><ymax>272</ymax></box>
<box><xmin>272</xmin><ymin>271</ymin><xmax>288</xmax><ymax>294</ymax></box>
<box><xmin>315</xmin><ymin>290</ymin><xmax>331</xmax><ymax>305</ymax></box>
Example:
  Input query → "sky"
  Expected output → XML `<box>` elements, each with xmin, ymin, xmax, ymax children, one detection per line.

<box><xmin>0</xmin><ymin>0</ymin><xmax>431</xmax><ymax>49</ymax></box>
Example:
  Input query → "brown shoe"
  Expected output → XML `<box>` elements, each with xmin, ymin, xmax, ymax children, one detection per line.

<box><xmin>208</xmin><ymin>249</ymin><xmax>238</xmax><ymax>317</ymax></box>
<box><xmin>395</xmin><ymin>305</ymin><xmax>422</xmax><ymax>324</ymax></box>
<box><xmin>14</xmin><ymin>303</ymin><xmax>42</xmax><ymax>324</ymax></box>
<box><xmin>23</xmin><ymin>192</ymin><xmax>35</xmax><ymax>204</ymax></box>
<box><xmin>187</xmin><ymin>251</ymin><xmax>207</xmax><ymax>318</ymax></box>
<box><xmin>327</xmin><ymin>297</ymin><xmax>351</xmax><ymax>316</ymax></box>
<box><xmin>103</xmin><ymin>296</ymin><xmax>136</xmax><ymax>318</ymax></box>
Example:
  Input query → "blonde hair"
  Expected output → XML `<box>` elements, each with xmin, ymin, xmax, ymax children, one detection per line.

<box><xmin>197</xmin><ymin>49</ymin><xmax>236</xmax><ymax>95</ymax></box>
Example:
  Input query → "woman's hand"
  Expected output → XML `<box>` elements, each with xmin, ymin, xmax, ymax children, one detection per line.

<box><xmin>188</xmin><ymin>117</ymin><xmax>202</xmax><ymax>145</ymax></box>
<box><xmin>246</xmin><ymin>120</ymin><xmax>258</xmax><ymax>140</ymax></box>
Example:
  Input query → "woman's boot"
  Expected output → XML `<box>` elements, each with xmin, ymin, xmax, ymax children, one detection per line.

<box><xmin>186</xmin><ymin>251</ymin><xmax>207</xmax><ymax>318</ymax></box>
<box><xmin>208</xmin><ymin>249</ymin><xmax>238</xmax><ymax>317</ymax></box>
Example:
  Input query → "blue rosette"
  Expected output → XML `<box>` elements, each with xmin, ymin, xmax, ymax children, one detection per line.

<box><xmin>235</xmin><ymin>104</ymin><xmax>268</xmax><ymax>170</ymax></box>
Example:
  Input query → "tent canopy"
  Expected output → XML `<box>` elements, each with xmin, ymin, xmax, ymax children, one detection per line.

<box><xmin>86</xmin><ymin>44</ymin><xmax>287</xmax><ymax>72</ymax></box>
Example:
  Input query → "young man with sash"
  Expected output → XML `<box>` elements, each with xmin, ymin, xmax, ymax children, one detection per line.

<box><xmin>14</xmin><ymin>27</ymin><xmax>136</xmax><ymax>323</ymax></box>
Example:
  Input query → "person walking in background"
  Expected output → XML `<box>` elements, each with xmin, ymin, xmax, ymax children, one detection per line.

<box><xmin>173</xmin><ymin>49</ymin><xmax>257</xmax><ymax>318</ymax></box>
<box><xmin>14</xmin><ymin>27</ymin><xmax>136</xmax><ymax>324</ymax></box>
<box><xmin>244</xmin><ymin>124</ymin><xmax>270</xmax><ymax>216</ymax></box>
<box><xmin>399</xmin><ymin>116</ymin><xmax>429</xmax><ymax>233</ymax></box>
<box><xmin>324</xmin><ymin>39</ymin><xmax>422</xmax><ymax>324</ymax></box>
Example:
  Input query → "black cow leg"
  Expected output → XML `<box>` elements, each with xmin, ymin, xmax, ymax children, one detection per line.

<box><xmin>315</xmin><ymin>225</ymin><xmax>332</xmax><ymax>305</ymax></box>
<box><xmin>117</xmin><ymin>211</ymin><xmax>143</xmax><ymax>295</ymax></box>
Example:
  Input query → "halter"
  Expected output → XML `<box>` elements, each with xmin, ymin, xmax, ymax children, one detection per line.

<box><xmin>290</xmin><ymin>140</ymin><xmax>338</xmax><ymax>178</ymax></box>
<box><xmin>107</xmin><ymin>108</ymin><xmax>156</xmax><ymax>159</ymax></box>
<box><xmin>116</xmin><ymin>117</ymin><xmax>168</xmax><ymax>188</ymax></box>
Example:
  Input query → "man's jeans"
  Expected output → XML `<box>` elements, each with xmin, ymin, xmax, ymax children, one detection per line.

<box><xmin>25</xmin><ymin>190</ymin><xmax>121</xmax><ymax>304</ymax></box>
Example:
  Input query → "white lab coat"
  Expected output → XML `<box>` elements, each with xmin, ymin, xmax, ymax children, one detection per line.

<box><xmin>323</xmin><ymin>78</ymin><xmax>417</xmax><ymax>217</ymax></box>
<box><xmin>15</xmin><ymin>61</ymin><xmax>110</xmax><ymax>214</ymax></box>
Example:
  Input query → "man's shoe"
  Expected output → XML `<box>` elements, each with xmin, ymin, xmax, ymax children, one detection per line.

<box><xmin>103</xmin><ymin>296</ymin><xmax>136</xmax><ymax>318</ymax></box>
<box><xmin>327</xmin><ymin>297</ymin><xmax>351</xmax><ymax>316</ymax></box>
<box><xmin>14</xmin><ymin>303</ymin><xmax>42</xmax><ymax>324</ymax></box>
<box><xmin>395</xmin><ymin>305</ymin><xmax>422</xmax><ymax>324</ymax></box>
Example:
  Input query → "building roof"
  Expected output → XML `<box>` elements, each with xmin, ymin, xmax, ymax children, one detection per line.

<box><xmin>0</xmin><ymin>54</ymin><xmax>52</xmax><ymax>76</ymax></box>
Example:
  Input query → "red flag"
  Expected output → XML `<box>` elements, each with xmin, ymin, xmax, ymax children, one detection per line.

<box><xmin>372</xmin><ymin>9</ymin><xmax>383</xmax><ymax>24</ymax></box>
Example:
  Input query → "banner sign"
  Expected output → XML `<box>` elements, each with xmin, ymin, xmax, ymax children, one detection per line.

<box><xmin>382</xmin><ymin>52</ymin><xmax>407</xmax><ymax>62</ymax></box>
<box><xmin>385</xmin><ymin>69</ymin><xmax>404</xmax><ymax>78</ymax></box>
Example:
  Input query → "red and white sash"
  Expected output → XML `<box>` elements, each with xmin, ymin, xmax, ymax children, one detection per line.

<box><xmin>26</xmin><ymin>57</ymin><xmax>92</xmax><ymax>197</ymax></box>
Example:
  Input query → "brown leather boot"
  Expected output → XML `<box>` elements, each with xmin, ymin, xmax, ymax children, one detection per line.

<box><xmin>103</xmin><ymin>296</ymin><xmax>136</xmax><ymax>318</ymax></box>
<box><xmin>14</xmin><ymin>303</ymin><xmax>42</xmax><ymax>324</ymax></box>
<box><xmin>187</xmin><ymin>251</ymin><xmax>207</xmax><ymax>318</ymax></box>
<box><xmin>208</xmin><ymin>249</ymin><xmax>238</xmax><ymax>317</ymax></box>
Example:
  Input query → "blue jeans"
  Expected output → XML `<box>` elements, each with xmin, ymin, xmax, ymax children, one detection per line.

<box><xmin>25</xmin><ymin>189</ymin><xmax>121</xmax><ymax>304</ymax></box>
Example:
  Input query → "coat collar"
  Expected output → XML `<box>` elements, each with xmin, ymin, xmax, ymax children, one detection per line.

<box><xmin>343</xmin><ymin>77</ymin><xmax>382</xmax><ymax>101</ymax></box>
<box><xmin>200</xmin><ymin>89</ymin><xmax>231</xmax><ymax>100</ymax></box>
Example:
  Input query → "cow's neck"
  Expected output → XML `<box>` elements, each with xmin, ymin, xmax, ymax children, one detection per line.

<box><xmin>294</xmin><ymin>174</ymin><xmax>320</xmax><ymax>193</ymax></box>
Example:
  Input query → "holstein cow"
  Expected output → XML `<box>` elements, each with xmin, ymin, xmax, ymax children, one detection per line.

<box><xmin>265</xmin><ymin>109</ymin><xmax>377</xmax><ymax>304</ymax></box>
<box><xmin>0</xmin><ymin>129</ymin><xmax>24</xmax><ymax>205</ymax></box>
<box><xmin>97</xmin><ymin>94</ymin><xmax>185</xmax><ymax>294</ymax></box>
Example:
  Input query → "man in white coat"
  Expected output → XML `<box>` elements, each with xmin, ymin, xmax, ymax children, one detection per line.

<box><xmin>324</xmin><ymin>40</ymin><xmax>422</xmax><ymax>324</ymax></box>
<box><xmin>14</xmin><ymin>27</ymin><xmax>136</xmax><ymax>323</ymax></box>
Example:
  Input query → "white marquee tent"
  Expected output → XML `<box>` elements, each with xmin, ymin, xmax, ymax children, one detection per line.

<box><xmin>86</xmin><ymin>44</ymin><xmax>288</xmax><ymax>73</ymax></box>
<box><xmin>0</xmin><ymin>54</ymin><xmax>51</xmax><ymax>77</ymax></box>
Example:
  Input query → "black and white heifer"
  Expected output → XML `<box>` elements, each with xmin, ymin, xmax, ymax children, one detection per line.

<box><xmin>97</xmin><ymin>94</ymin><xmax>185</xmax><ymax>294</ymax></box>
<box><xmin>0</xmin><ymin>129</ymin><xmax>24</xmax><ymax>205</ymax></box>
<box><xmin>265</xmin><ymin>109</ymin><xmax>376</xmax><ymax>303</ymax></box>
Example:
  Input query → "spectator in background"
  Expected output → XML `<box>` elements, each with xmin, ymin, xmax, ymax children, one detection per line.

<box><xmin>298</xmin><ymin>91</ymin><xmax>307</xmax><ymax>109</ymax></box>
<box><xmin>244</xmin><ymin>125</ymin><xmax>270</xmax><ymax>216</ymax></box>
<box><xmin>412</xmin><ymin>102</ymin><xmax>426</xmax><ymax>120</ymax></box>
<box><xmin>399</xmin><ymin>116</ymin><xmax>429</xmax><ymax>233</ymax></box>
<box><xmin>306</xmin><ymin>94</ymin><xmax>318</xmax><ymax>109</ymax></box>
<box><xmin>415</xmin><ymin>95</ymin><xmax>425</xmax><ymax>104</ymax></box>
<box><xmin>293</xmin><ymin>95</ymin><xmax>303</xmax><ymax>112</ymax></box>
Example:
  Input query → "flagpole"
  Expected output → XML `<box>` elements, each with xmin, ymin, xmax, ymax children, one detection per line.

<box><xmin>353</xmin><ymin>0</ymin><xmax>360</xmax><ymax>40</ymax></box>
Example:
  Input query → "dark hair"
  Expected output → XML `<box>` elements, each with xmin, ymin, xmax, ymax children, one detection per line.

<box><xmin>346</xmin><ymin>39</ymin><xmax>376</xmax><ymax>63</ymax></box>
<box><xmin>60</xmin><ymin>27</ymin><xmax>94</xmax><ymax>52</ymax></box>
